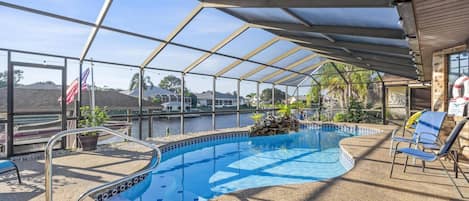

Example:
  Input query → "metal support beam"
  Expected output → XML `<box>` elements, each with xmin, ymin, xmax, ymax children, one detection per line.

<box><xmin>61</xmin><ymin>59</ymin><xmax>67</xmax><ymax>148</ymax></box>
<box><xmin>183</xmin><ymin>24</ymin><xmax>249</xmax><ymax>73</ymax></box>
<box><xmin>140</xmin><ymin>4</ymin><xmax>203</xmax><ymax>68</ymax></box>
<box><xmin>240</xmin><ymin>47</ymin><xmax>302</xmax><ymax>80</ymax></box>
<box><xmin>301</xmin><ymin>44</ymin><xmax>413</xmax><ymax>65</ymax></box>
<box><xmin>382</xmin><ymin>81</ymin><xmax>386</xmax><ymax>125</ymax></box>
<box><xmin>296</xmin><ymin>86</ymin><xmax>300</xmax><ymax>117</ymax></box>
<box><xmin>79</xmin><ymin>0</ymin><xmax>113</xmax><ymax>62</ymax></box>
<box><xmin>256</xmin><ymin>82</ymin><xmax>260</xmax><ymax>111</ymax></box>
<box><xmin>330</xmin><ymin>62</ymin><xmax>349</xmax><ymax>84</ymax></box>
<box><xmin>318</xmin><ymin>85</ymin><xmax>323</xmax><ymax>120</ymax></box>
<box><xmin>376</xmin><ymin>71</ymin><xmax>383</xmax><ymax>82</ymax></box>
<box><xmin>272</xmin><ymin>84</ymin><xmax>275</xmax><ymax>113</ymax></box>
<box><xmin>250</xmin><ymin>21</ymin><xmax>404</xmax><ymax>39</ymax></box>
<box><xmin>212</xmin><ymin>76</ymin><xmax>216</xmax><ymax>130</ymax></box>
<box><xmin>215</xmin><ymin>37</ymin><xmax>280</xmax><ymax>77</ymax></box>
<box><xmin>77</xmin><ymin>62</ymin><xmax>83</xmax><ymax>127</ymax></box>
<box><xmin>6</xmin><ymin>51</ymin><xmax>13</xmax><ymax>157</ymax></box>
<box><xmin>280</xmin><ymin>8</ymin><xmax>335</xmax><ymax>42</ymax></box>
<box><xmin>274</xmin><ymin>60</ymin><xmax>328</xmax><ymax>84</ymax></box>
<box><xmin>138</xmin><ymin>68</ymin><xmax>144</xmax><ymax>140</ymax></box>
<box><xmin>181</xmin><ymin>73</ymin><xmax>185</xmax><ymax>134</ymax></box>
<box><xmin>330</xmin><ymin>59</ymin><xmax>417</xmax><ymax>79</ymax></box>
<box><xmin>285</xmin><ymin>86</ymin><xmax>289</xmax><ymax>105</ymax></box>
<box><xmin>259</xmin><ymin>54</ymin><xmax>318</xmax><ymax>82</ymax></box>
<box><xmin>236</xmin><ymin>79</ymin><xmax>240</xmax><ymax>127</ymax></box>
<box><xmin>201</xmin><ymin>0</ymin><xmax>394</xmax><ymax>8</ymax></box>
<box><xmin>282</xmin><ymin>35</ymin><xmax>410</xmax><ymax>56</ymax></box>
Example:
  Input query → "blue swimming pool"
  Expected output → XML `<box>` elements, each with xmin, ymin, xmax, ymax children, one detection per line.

<box><xmin>111</xmin><ymin>126</ymin><xmax>369</xmax><ymax>201</ymax></box>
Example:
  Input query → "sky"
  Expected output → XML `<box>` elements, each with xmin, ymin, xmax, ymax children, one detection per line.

<box><xmin>0</xmin><ymin>0</ymin><xmax>315</xmax><ymax>96</ymax></box>
<box><xmin>0</xmin><ymin>1</ymin><xmax>400</xmax><ymax>96</ymax></box>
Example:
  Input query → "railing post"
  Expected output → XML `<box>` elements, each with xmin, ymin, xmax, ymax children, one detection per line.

<box><xmin>61</xmin><ymin>58</ymin><xmax>68</xmax><ymax>149</ymax></box>
<box><xmin>272</xmin><ymin>84</ymin><xmax>275</xmax><ymax>114</ymax></box>
<box><xmin>382</xmin><ymin>82</ymin><xmax>386</xmax><ymax>125</ymax></box>
<box><xmin>256</xmin><ymin>82</ymin><xmax>260</xmax><ymax>112</ymax></box>
<box><xmin>212</xmin><ymin>76</ymin><xmax>216</xmax><ymax>130</ymax></box>
<box><xmin>138</xmin><ymin>68</ymin><xmax>143</xmax><ymax>140</ymax></box>
<box><xmin>181</xmin><ymin>73</ymin><xmax>185</xmax><ymax>135</ymax></box>
<box><xmin>148</xmin><ymin>116</ymin><xmax>153</xmax><ymax>138</ymax></box>
<box><xmin>285</xmin><ymin>86</ymin><xmax>289</xmax><ymax>106</ymax></box>
<box><xmin>6</xmin><ymin>51</ymin><xmax>13</xmax><ymax>158</ymax></box>
<box><xmin>237</xmin><ymin>79</ymin><xmax>240</xmax><ymax>127</ymax></box>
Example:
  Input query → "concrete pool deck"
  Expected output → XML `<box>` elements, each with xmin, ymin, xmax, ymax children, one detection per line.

<box><xmin>1</xmin><ymin>124</ymin><xmax>469</xmax><ymax>200</ymax></box>
<box><xmin>214</xmin><ymin>124</ymin><xmax>469</xmax><ymax>201</ymax></box>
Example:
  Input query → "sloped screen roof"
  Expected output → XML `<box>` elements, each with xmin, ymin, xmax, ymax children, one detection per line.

<box><xmin>0</xmin><ymin>0</ymin><xmax>419</xmax><ymax>88</ymax></box>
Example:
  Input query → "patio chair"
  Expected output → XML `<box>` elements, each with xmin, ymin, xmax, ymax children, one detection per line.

<box><xmin>389</xmin><ymin>117</ymin><xmax>469</xmax><ymax>198</ymax></box>
<box><xmin>0</xmin><ymin>160</ymin><xmax>21</xmax><ymax>184</ymax></box>
<box><xmin>389</xmin><ymin>111</ymin><xmax>447</xmax><ymax>157</ymax></box>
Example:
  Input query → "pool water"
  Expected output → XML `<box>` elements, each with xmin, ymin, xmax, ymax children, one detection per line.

<box><xmin>113</xmin><ymin>128</ymin><xmax>357</xmax><ymax>201</ymax></box>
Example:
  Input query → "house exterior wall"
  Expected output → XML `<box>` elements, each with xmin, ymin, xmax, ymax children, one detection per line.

<box><xmin>431</xmin><ymin>43</ymin><xmax>469</xmax><ymax>159</ymax></box>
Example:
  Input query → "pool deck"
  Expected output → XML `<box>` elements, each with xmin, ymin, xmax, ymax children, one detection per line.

<box><xmin>1</xmin><ymin>124</ymin><xmax>469</xmax><ymax>200</ymax></box>
<box><xmin>0</xmin><ymin>127</ymin><xmax>249</xmax><ymax>201</ymax></box>
<box><xmin>214</xmin><ymin>124</ymin><xmax>469</xmax><ymax>201</ymax></box>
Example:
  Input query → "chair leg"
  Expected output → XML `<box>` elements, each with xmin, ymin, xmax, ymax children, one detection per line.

<box><xmin>422</xmin><ymin>148</ymin><xmax>425</xmax><ymax>172</ymax></box>
<box><xmin>404</xmin><ymin>155</ymin><xmax>409</xmax><ymax>173</ymax></box>
<box><xmin>389</xmin><ymin>140</ymin><xmax>394</xmax><ymax>156</ymax></box>
<box><xmin>390</xmin><ymin>151</ymin><xmax>398</xmax><ymax>178</ymax></box>
<box><xmin>392</xmin><ymin>142</ymin><xmax>401</xmax><ymax>157</ymax></box>
<box><xmin>422</xmin><ymin>160</ymin><xmax>425</xmax><ymax>172</ymax></box>
<box><xmin>448</xmin><ymin>153</ymin><xmax>469</xmax><ymax>183</ymax></box>
<box><xmin>439</xmin><ymin>158</ymin><xmax>465</xmax><ymax>198</ymax></box>
<box><xmin>13</xmin><ymin>164</ymin><xmax>21</xmax><ymax>184</ymax></box>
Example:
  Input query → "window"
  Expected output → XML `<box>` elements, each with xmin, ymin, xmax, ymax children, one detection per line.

<box><xmin>448</xmin><ymin>51</ymin><xmax>469</xmax><ymax>100</ymax></box>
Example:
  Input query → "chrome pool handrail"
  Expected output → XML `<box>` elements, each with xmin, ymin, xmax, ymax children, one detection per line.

<box><xmin>44</xmin><ymin>126</ymin><xmax>162</xmax><ymax>201</ymax></box>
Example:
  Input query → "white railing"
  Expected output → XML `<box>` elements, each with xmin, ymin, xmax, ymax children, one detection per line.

<box><xmin>44</xmin><ymin>126</ymin><xmax>161</xmax><ymax>201</ymax></box>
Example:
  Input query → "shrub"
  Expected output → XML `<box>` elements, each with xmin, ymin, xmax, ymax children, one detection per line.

<box><xmin>79</xmin><ymin>106</ymin><xmax>109</xmax><ymax>135</ymax></box>
<box><xmin>277</xmin><ymin>104</ymin><xmax>292</xmax><ymax>117</ymax></box>
<box><xmin>345</xmin><ymin>98</ymin><xmax>366</xmax><ymax>123</ymax></box>
<box><xmin>251</xmin><ymin>113</ymin><xmax>264</xmax><ymax>124</ymax></box>
<box><xmin>333</xmin><ymin>113</ymin><xmax>347</xmax><ymax>122</ymax></box>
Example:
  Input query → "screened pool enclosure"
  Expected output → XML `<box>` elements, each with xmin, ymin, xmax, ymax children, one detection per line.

<box><xmin>0</xmin><ymin>0</ymin><xmax>422</xmax><ymax>157</ymax></box>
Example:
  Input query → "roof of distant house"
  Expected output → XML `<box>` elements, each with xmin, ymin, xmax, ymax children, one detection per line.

<box><xmin>123</xmin><ymin>86</ymin><xmax>177</xmax><ymax>98</ymax></box>
<box><xmin>0</xmin><ymin>83</ymin><xmax>157</xmax><ymax>112</ymax></box>
<box><xmin>194</xmin><ymin>91</ymin><xmax>244</xmax><ymax>100</ymax></box>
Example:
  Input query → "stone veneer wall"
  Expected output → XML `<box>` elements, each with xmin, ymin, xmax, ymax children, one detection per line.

<box><xmin>431</xmin><ymin>44</ymin><xmax>469</xmax><ymax>160</ymax></box>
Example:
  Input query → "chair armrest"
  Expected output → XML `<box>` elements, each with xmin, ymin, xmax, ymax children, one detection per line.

<box><xmin>415</xmin><ymin>131</ymin><xmax>439</xmax><ymax>144</ymax></box>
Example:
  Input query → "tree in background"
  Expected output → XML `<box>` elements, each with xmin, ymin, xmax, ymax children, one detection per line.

<box><xmin>246</xmin><ymin>93</ymin><xmax>257</xmax><ymax>107</ymax></box>
<box><xmin>159</xmin><ymin>75</ymin><xmax>185</xmax><ymax>94</ymax></box>
<box><xmin>129</xmin><ymin>72</ymin><xmax>154</xmax><ymax>90</ymax></box>
<box><xmin>0</xmin><ymin>70</ymin><xmax>24</xmax><ymax>88</ymax></box>
<box><xmin>261</xmin><ymin>88</ymin><xmax>286</xmax><ymax>104</ymax></box>
<box><xmin>307</xmin><ymin>62</ymin><xmax>373</xmax><ymax>109</ymax></box>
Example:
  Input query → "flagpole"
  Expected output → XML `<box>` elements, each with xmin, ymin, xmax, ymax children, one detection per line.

<box><xmin>91</xmin><ymin>59</ymin><xmax>96</xmax><ymax>113</ymax></box>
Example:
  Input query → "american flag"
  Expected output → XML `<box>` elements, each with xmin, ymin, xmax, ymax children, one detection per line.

<box><xmin>59</xmin><ymin>68</ymin><xmax>90</xmax><ymax>104</ymax></box>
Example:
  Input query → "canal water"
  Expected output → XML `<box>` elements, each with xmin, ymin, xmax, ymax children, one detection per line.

<box><xmin>129</xmin><ymin>113</ymin><xmax>255</xmax><ymax>139</ymax></box>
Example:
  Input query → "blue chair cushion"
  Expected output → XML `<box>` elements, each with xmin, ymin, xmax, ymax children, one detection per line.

<box><xmin>397</xmin><ymin>148</ymin><xmax>438</xmax><ymax>161</ymax></box>
<box><xmin>0</xmin><ymin>160</ymin><xmax>16</xmax><ymax>172</ymax></box>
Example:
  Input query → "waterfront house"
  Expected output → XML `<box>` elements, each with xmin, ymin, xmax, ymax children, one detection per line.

<box><xmin>195</xmin><ymin>91</ymin><xmax>245</xmax><ymax>108</ymax></box>
<box><xmin>123</xmin><ymin>86</ymin><xmax>191</xmax><ymax>110</ymax></box>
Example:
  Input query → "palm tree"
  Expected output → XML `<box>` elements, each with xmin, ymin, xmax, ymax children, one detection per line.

<box><xmin>129</xmin><ymin>73</ymin><xmax>154</xmax><ymax>90</ymax></box>
<box><xmin>309</xmin><ymin>62</ymin><xmax>373</xmax><ymax>109</ymax></box>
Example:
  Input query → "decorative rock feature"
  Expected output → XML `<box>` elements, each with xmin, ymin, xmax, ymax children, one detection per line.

<box><xmin>249</xmin><ymin>113</ymin><xmax>299</xmax><ymax>137</ymax></box>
